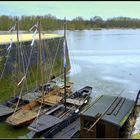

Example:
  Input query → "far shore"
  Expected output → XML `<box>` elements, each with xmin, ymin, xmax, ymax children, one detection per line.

<box><xmin>0</xmin><ymin>28</ymin><xmax>140</xmax><ymax>33</ymax></box>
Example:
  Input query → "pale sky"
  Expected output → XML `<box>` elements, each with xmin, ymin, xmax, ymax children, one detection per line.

<box><xmin>0</xmin><ymin>1</ymin><xmax>140</xmax><ymax>20</ymax></box>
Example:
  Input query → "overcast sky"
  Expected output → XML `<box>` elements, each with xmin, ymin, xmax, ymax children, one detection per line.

<box><xmin>0</xmin><ymin>1</ymin><xmax>140</xmax><ymax>20</ymax></box>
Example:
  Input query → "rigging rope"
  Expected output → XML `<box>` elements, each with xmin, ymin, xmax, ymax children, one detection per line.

<box><xmin>0</xmin><ymin>26</ymin><xmax>15</xmax><ymax>85</ymax></box>
<box><xmin>8</xmin><ymin>24</ymin><xmax>16</xmax><ymax>33</ymax></box>
<box><xmin>12</xmin><ymin>20</ymin><xmax>31</xmax><ymax>111</ymax></box>
<box><xmin>47</xmin><ymin>38</ymin><xmax>61</xmax><ymax>81</ymax></box>
<box><xmin>0</xmin><ymin>41</ymin><xmax>13</xmax><ymax>81</ymax></box>
<box><xmin>31</xmin><ymin>29</ymin><xmax>37</xmax><ymax>47</ymax></box>
<box><xmin>13</xmin><ymin>37</ymin><xmax>35</xmax><ymax>114</ymax></box>
<box><xmin>14</xmin><ymin>25</ymin><xmax>39</xmax><ymax>104</ymax></box>
<box><xmin>34</xmin><ymin>37</ymin><xmax>62</xmax><ymax>126</ymax></box>
<box><xmin>67</xmin><ymin>32</ymin><xmax>81</xmax><ymax>93</ymax></box>
<box><xmin>7</xmin><ymin>37</ymin><xmax>13</xmax><ymax>52</ymax></box>
<box><xmin>0</xmin><ymin>27</ymin><xmax>15</xmax><ymax>81</ymax></box>
<box><xmin>19</xmin><ymin>42</ymin><xmax>29</xmax><ymax>92</ymax></box>
<box><xmin>22</xmin><ymin>44</ymin><xmax>35</xmax><ymax>91</ymax></box>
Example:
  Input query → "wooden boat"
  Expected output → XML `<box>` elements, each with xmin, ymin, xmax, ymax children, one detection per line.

<box><xmin>21</xmin><ymin>78</ymin><xmax>63</xmax><ymax>102</ymax></box>
<box><xmin>42</xmin><ymin>114</ymin><xmax>80</xmax><ymax>139</ymax></box>
<box><xmin>0</xmin><ymin>77</ymin><xmax>62</xmax><ymax>120</ymax></box>
<box><xmin>37</xmin><ymin>82</ymin><xmax>73</xmax><ymax>106</ymax></box>
<box><xmin>0</xmin><ymin>105</ymin><xmax>14</xmax><ymax>120</ymax></box>
<box><xmin>41</xmin><ymin>86</ymin><xmax>94</xmax><ymax>139</ymax></box>
<box><xmin>6</xmin><ymin>82</ymin><xmax>73</xmax><ymax>126</ymax></box>
<box><xmin>27</xmin><ymin>86</ymin><xmax>92</xmax><ymax>137</ymax></box>
<box><xmin>0</xmin><ymin>96</ymin><xmax>29</xmax><ymax>120</ymax></box>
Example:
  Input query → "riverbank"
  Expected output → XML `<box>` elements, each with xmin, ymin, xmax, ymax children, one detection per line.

<box><xmin>132</xmin><ymin>106</ymin><xmax>140</xmax><ymax>139</ymax></box>
<box><xmin>1</xmin><ymin>27</ymin><xmax>140</xmax><ymax>32</ymax></box>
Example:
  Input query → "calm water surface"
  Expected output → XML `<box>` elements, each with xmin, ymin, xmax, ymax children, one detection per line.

<box><xmin>56</xmin><ymin>29</ymin><xmax>140</xmax><ymax>101</ymax></box>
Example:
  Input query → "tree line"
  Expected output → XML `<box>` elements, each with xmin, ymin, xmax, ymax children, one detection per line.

<box><xmin>0</xmin><ymin>15</ymin><xmax>140</xmax><ymax>31</ymax></box>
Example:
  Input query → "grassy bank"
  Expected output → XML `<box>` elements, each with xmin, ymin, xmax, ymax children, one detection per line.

<box><xmin>133</xmin><ymin>133</ymin><xmax>140</xmax><ymax>139</ymax></box>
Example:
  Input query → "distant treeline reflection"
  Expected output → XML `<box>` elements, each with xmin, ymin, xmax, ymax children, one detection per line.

<box><xmin>0</xmin><ymin>15</ymin><xmax>140</xmax><ymax>30</ymax></box>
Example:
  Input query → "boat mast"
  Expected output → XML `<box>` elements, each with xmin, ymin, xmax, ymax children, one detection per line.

<box><xmin>38</xmin><ymin>18</ymin><xmax>45</xmax><ymax>100</ymax></box>
<box><xmin>64</xmin><ymin>18</ymin><xmax>67</xmax><ymax>111</ymax></box>
<box><xmin>16</xmin><ymin>17</ymin><xmax>21</xmax><ymax>89</ymax></box>
<box><xmin>16</xmin><ymin>17</ymin><xmax>19</xmax><ymax>44</ymax></box>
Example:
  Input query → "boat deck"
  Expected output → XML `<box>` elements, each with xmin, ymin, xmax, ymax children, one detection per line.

<box><xmin>53</xmin><ymin>118</ymin><xmax>80</xmax><ymax>138</ymax></box>
<box><xmin>38</xmin><ymin>95</ymin><xmax>62</xmax><ymax>105</ymax></box>
<box><xmin>28</xmin><ymin>114</ymin><xmax>62</xmax><ymax>132</ymax></box>
<box><xmin>6</xmin><ymin>110</ymin><xmax>38</xmax><ymax>125</ymax></box>
<box><xmin>28</xmin><ymin>104</ymin><xmax>65</xmax><ymax>132</ymax></box>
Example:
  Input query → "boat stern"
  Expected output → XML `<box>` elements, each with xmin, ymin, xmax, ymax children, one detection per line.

<box><xmin>6</xmin><ymin>117</ymin><xmax>19</xmax><ymax>126</ymax></box>
<box><xmin>6</xmin><ymin>110</ymin><xmax>38</xmax><ymax>126</ymax></box>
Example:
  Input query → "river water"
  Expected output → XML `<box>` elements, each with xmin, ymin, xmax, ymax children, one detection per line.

<box><xmin>55</xmin><ymin>29</ymin><xmax>140</xmax><ymax>101</ymax></box>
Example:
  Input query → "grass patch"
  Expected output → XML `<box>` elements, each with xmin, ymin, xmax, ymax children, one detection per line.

<box><xmin>133</xmin><ymin>132</ymin><xmax>140</xmax><ymax>139</ymax></box>
<box><xmin>0</xmin><ymin>122</ymin><xmax>29</xmax><ymax>138</ymax></box>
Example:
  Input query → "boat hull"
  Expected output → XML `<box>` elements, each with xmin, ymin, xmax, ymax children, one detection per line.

<box><xmin>0</xmin><ymin>104</ymin><xmax>15</xmax><ymax>121</ymax></box>
<box><xmin>6</xmin><ymin>117</ymin><xmax>36</xmax><ymax>127</ymax></box>
<box><xmin>6</xmin><ymin>82</ymin><xmax>73</xmax><ymax>127</ymax></box>
<box><xmin>27</xmin><ymin>86</ymin><xmax>92</xmax><ymax>137</ymax></box>
<box><xmin>0</xmin><ymin>112</ymin><xmax>14</xmax><ymax>121</ymax></box>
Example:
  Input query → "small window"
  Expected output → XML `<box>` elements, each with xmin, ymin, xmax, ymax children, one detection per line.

<box><xmin>83</xmin><ymin>119</ymin><xmax>94</xmax><ymax>129</ymax></box>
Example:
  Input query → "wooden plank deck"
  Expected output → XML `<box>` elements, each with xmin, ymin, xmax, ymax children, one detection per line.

<box><xmin>28</xmin><ymin>114</ymin><xmax>62</xmax><ymax>132</ymax></box>
<box><xmin>38</xmin><ymin>95</ymin><xmax>62</xmax><ymax>105</ymax></box>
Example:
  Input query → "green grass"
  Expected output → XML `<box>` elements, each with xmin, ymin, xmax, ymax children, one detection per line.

<box><xmin>0</xmin><ymin>75</ymin><xmax>15</xmax><ymax>102</ymax></box>
<box><xmin>133</xmin><ymin>132</ymin><xmax>140</xmax><ymax>139</ymax></box>
<box><xmin>0</xmin><ymin>122</ymin><xmax>29</xmax><ymax>138</ymax></box>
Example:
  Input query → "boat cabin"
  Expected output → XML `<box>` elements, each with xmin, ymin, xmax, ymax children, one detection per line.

<box><xmin>80</xmin><ymin>94</ymin><xmax>135</xmax><ymax>138</ymax></box>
